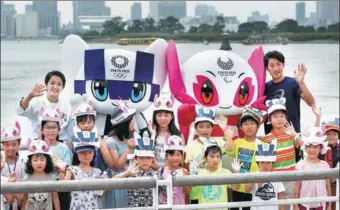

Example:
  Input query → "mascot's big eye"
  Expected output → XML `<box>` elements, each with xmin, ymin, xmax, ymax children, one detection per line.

<box><xmin>201</xmin><ymin>81</ymin><xmax>214</xmax><ymax>104</ymax></box>
<box><xmin>91</xmin><ymin>80</ymin><xmax>108</xmax><ymax>101</ymax></box>
<box><xmin>238</xmin><ymin>82</ymin><xmax>249</xmax><ymax>105</ymax></box>
<box><xmin>130</xmin><ymin>82</ymin><xmax>147</xmax><ymax>103</ymax></box>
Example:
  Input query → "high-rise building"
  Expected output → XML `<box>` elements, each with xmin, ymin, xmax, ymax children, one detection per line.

<box><xmin>158</xmin><ymin>1</ymin><xmax>187</xmax><ymax>19</ymax></box>
<box><xmin>131</xmin><ymin>3</ymin><xmax>142</xmax><ymax>20</ymax></box>
<box><xmin>1</xmin><ymin>3</ymin><xmax>16</xmax><ymax>37</ymax></box>
<box><xmin>247</xmin><ymin>11</ymin><xmax>269</xmax><ymax>24</ymax></box>
<box><xmin>73</xmin><ymin>1</ymin><xmax>110</xmax><ymax>31</ymax></box>
<box><xmin>149</xmin><ymin>1</ymin><xmax>160</xmax><ymax>20</ymax></box>
<box><xmin>32</xmin><ymin>1</ymin><xmax>59</xmax><ymax>35</ymax></box>
<box><xmin>16</xmin><ymin>12</ymin><xmax>38</xmax><ymax>37</ymax></box>
<box><xmin>195</xmin><ymin>4</ymin><xmax>218</xmax><ymax>17</ymax></box>
<box><xmin>316</xmin><ymin>0</ymin><xmax>339</xmax><ymax>26</ymax></box>
<box><xmin>25</xmin><ymin>4</ymin><xmax>33</xmax><ymax>13</ymax></box>
<box><xmin>296</xmin><ymin>2</ymin><xmax>306</xmax><ymax>25</ymax></box>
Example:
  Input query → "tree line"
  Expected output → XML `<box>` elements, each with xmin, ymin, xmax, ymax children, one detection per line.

<box><xmin>80</xmin><ymin>15</ymin><xmax>339</xmax><ymax>37</ymax></box>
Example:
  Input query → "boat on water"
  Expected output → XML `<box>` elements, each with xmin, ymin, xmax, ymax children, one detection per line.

<box><xmin>242</xmin><ymin>34</ymin><xmax>290</xmax><ymax>45</ymax></box>
<box><xmin>203</xmin><ymin>39</ymin><xmax>209</xmax><ymax>45</ymax></box>
<box><xmin>118</xmin><ymin>38</ymin><xmax>160</xmax><ymax>45</ymax></box>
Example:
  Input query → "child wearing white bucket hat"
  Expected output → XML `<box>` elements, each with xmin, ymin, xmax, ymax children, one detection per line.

<box><xmin>294</xmin><ymin>127</ymin><xmax>332</xmax><ymax>210</ymax></box>
<box><xmin>245</xmin><ymin>140</ymin><xmax>286</xmax><ymax>210</ymax></box>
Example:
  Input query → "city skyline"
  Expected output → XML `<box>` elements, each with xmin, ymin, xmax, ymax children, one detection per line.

<box><xmin>5</xmin><ymin>1</ymin><xmax>317</xmax><ymax>24</ymax></box>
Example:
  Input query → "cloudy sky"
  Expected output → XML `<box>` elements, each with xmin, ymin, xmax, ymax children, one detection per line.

<box><xmin>5</xmin><ymin>1</ymin><xmax>316</xmax><ymax>24</ymax></box>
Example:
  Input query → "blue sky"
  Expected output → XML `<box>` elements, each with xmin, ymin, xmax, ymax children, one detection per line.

<box><xmin>6</xmin><ymin>1</ymin><xmax>317</xmax><ymax>24</ymax></box>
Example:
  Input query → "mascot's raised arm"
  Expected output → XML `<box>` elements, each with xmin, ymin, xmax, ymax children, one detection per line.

<box><xmin>166</xmin><ymin>40</ymin><xmax>267</xmax><ymax>143</ymax></box>
<box><xmin>61</xmin><ymin>35</ymin><xmax>168</xmax><ymax>136</ymax></box>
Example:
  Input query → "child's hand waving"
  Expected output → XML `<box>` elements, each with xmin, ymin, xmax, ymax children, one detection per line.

<box><xmin>127</xmin><ymin>161</ymin><xmax>139</xmax><ymax>176</ymax></box>
<box><xmin>284</xmin><ymin>121</ymin><xmax>297</xmax><ymax>137</ymax></box>
<box><xmin>231</xmin><ymin>159</ymin><xmax>243</xmax><ymax>173</ymax></box>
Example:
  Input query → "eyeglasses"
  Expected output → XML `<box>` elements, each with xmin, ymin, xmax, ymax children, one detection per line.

<box><xmin>43</xmin><ymin>126</ymin><xmax>58</xmax><ymax>131</ymax></box>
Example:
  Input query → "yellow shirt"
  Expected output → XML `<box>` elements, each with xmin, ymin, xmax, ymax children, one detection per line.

<box><xmin>185</xmin><ymin>137</ymin><xmax>226</xmax><ymax>200</ymax></box>
<box><xmin>225</xmin><ymin>138</ymin><xmax>259</xmax><ymax>193</ymax></box>
<box><xmin>198</xmin><ymin>167</ymin><xmax>231</xmax><ymax>210</ymax></box>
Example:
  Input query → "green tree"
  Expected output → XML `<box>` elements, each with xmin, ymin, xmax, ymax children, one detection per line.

<box><xmin>253</xmin><ymin>21</ymin><xmax>269</xmax><ymax>33</ymax></box>
<box><xmin>275</xmin><ymin>19</ymin><xmax>299</xmax><ymax>32</ymax></box>
<box><xmin>317</xmin><ymin>26</ymin><xmax>327</xmax><ymax>33</ymax></box>
<box><xmin>212</xmin><ymin>15</ymin><xmax>225</xmax><ymax>33</ymax></box>
<box><xmin>143</xmin><ymin>17</ymin><xmax>157</xmax><ymax>32</ymax></box>
<box><xmin>198</xmin><ymin>23</ymin><xmax>213</xmax><ymax>33</ymax></box>
<box><xmin>328</xmin><ymin>22</ymin><xmax>339</xmax><ymax>32</ymax></box>
<box><xmin>157</xmin><ymin>16</ymin><xmax>185</xmax><ymax>34</ymax></box>
<box><xmin>101</xmin><ymin>16</ymin><xmax>126</xmax><ymax>35</ymax></box>
<box><xmin>297</xmin><ymin>25</ymin><xmax>315</xmax><ymax>33</ymax></box>
<box><xmin>127</xmin><ymin>20</ymin><xmax>144</xmax><ymax>33</ymax></box>
<box><xmin>83</xmin><ymin>30</ymin><xmax>100</xmax><ymax>36</ymax></box>
<box><xmin>188</xmin><ymin>26</ymin><xmax>199</xmax><ymax>33</ymax></box>
<box><xmin>237</xmin><ymin>21</ymin><xmax>268</xmax><ymax>33</ymax></box>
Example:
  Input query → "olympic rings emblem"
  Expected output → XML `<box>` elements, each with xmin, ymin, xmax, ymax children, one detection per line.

<box><xmin>111</xmin><ymin>55</ymin><xmax>129</xmax><ymax>68</ymax></box>
<box><xmin>113</xmin><ymin>73</ymin><xmax>127</xmax><ymax>79</ymax></box>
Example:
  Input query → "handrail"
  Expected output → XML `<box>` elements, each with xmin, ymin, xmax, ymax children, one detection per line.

<box><xmin>1</xmin><ymin>168</ymin><xmax>338</xmax><ymax>194</ymax></box>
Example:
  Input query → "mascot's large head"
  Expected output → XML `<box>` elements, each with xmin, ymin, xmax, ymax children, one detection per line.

<box><xmin>166</xmin><ymin>40</ymin><xmax>265</xmax><ymax>116</ymax></box>
<box><xmin>61</xmin><ymin>35</ymin><xmax>168</xmax><ymax>115</ymax></box>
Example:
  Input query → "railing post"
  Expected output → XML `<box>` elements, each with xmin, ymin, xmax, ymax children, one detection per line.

<box><xmin>337</xmin><ymin>178</ymin><xmax>339</xmax><ymax>210</ymax></box>
<box><xmin>166</xmin><ymin>175</ymin><xmax>173</xmax><ymax>208</ymax></box>
<box><xmin>153</xmin><ymin>174</ymin><xmax>159</xmax><ymax>210</ymax></box>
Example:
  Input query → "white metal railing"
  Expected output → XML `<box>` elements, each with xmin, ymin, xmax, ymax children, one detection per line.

<box><xmin>1</xmin><ymin>169</ymin><xmax>339</xmax><ymax>210</ymax></box>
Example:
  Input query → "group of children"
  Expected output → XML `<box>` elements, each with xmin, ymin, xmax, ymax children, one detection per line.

<box><xmin>1</xmin><ymin>90</ymin><xmax>339</xmax><ymax>210</ymax></box>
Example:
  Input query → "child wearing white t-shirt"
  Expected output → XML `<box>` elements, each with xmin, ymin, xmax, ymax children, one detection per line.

<box><xmin>245</xmin><ymin>140</ymin><xmax>285</xmax><ymax>210</ymax></box>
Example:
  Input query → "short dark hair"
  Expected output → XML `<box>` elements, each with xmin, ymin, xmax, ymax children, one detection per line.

<box><xmin>204</xmin><ymin>145</ymin><xmax>222</xmax><ymax>157</ymax></box>
<box><xmin>240</xmin><ymin>116</ymin><xmax>259</xmax><ymax>127</ymax></box>
<box><xmin>72</xmin><ymin>150</ymin><xmax>96</xmax><ymax>167</ymax></box>
<box><xmin>44</xmin><ymin>70</ymin><xmax>66</xmax><ymax>88</ymax></box>
<box><xmin>25</xmin><ymin>154</ymin><xmax>54</xmax><ymax>174</ymax></box>
<box><xmin>165</xmin><ymin>150</ymin><xmax>184</xmax><ymax>156</ymax></box>
<box><xmin>76</xmin><ymin>115</ymin><xmax>96</xmax><ymax>123</ymax></box>
<box><xmin>108</xmin><ymin>118</ymin><xmax>134</xmax><ymax>141</ymax></box>
<box><xmin>264</xmin><ymin>51</ymin><xmax>285</xmax><ymax>68</ymax></box>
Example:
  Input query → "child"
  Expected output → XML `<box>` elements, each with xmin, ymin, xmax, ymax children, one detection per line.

<box><xmin>245</xmin><ymin>140</ymin><xmax>285</xmax><ymax>210</ymax></box>
<box><xmin>105</xmin><ymin>101</ymin><xmax>137</xmax><ymax>208</ymax></box>
<box><xmin>320</xmin><ymin>118</ymin><xmax>339</xmax><ymax>210</ymax></box>
<box><xmin>114</xmin><ymin>133</ymin><xmax>155</xmax><ymax>207</ymax></box>
<box><xmin>1</xmin><ymin>153</ymin><xmax>16</xmax><ymax>210</ymax></box>
<box><xmin>71</xmin><ymin>94</ymin><xmax>113</xmax><ymax>170</ymax></box>
<box><xmin>63</xmin><ymin>143</ymin><xmax>106</xmax><ymax>210</ymax></box>
<box><xmin>185</xmin><ymin>106</ymin><xmax>229</xmax><ymax>204</ymax></box>
<box><xmin>294</xmin><ymin>127</ymin><xmax>332</xmax><ymax>210</ymax></box>
<box><xmin>198</xmin><ymin>143</ymin><xmax>241</xmax><ymax>210</ymax></box>
<box><xmin>40</xmin><ymin>107</ymin><xmax>73</xmax><ymax>210</ymax></box>
<box><xmin>1</xmin><ymin>121</ymin><xmax>27</xmax><ymax>210</ymax></box>
<box><xmin>225</xmin><ymin>105</ymin><xmax>267</xmax><ymax>210</ymax></box>
<box><xmin>148</xmin><ymin>93</ymin><xmax>181</xmax><ymax>168</ymax></box>
<box><xmin>263</xmin><ymin>97</ymin><xmax>302</xmax><ymax>200</ymax></box>
<box><xmin>158</xmin><ymin>135</ymin><xmax>191</xmax><ymax>205</ymax></box>
<box><xmin>21</xmin><ymin>139</ymin><xmax>60</xmax><ymax>210</ymax></box>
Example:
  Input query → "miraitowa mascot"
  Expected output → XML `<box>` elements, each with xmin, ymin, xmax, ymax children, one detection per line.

<box><xmin>61</xmin><ymin>35</ymin><xmax>168</xmax><ymax>138</ymax></box>
<box><xmin>166</xmin><ymin>40</ymin><xmax>267</xmax><ymax>144</ymax></box>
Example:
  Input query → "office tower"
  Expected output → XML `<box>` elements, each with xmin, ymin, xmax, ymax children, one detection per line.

<box><xmin>131</xmin><ymin>3</ymin><xmax>142</xmax><ymax>20</ymax></box>
<box><xmin>32</xmin><ymin>1</ymin><xmax>59</xmax><ymax>35</ymax></box>
<box><xmin>296</xmin><ymin>2</ymin><xmax>306</xmax><ymax>25</ymax></box>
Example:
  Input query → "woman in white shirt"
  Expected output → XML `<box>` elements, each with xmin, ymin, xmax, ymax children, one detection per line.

<box><xmin>16</xmin><ymin>70</ymin><xmax>72</xmax><ymax>142</ymax></box>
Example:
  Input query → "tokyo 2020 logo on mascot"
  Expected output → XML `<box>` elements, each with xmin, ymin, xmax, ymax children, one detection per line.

<box><xmin>61</xmin><ymin>35</ymin><xmax>168</xmax><ymax>136</ymax></box>
<box><xmin>166</xmin><ymin>40</ymin><xmax>267</xmax><ymax>143</ymax></box>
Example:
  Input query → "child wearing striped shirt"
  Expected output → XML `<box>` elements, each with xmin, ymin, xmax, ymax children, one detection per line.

<box><xmin>263</xmin><ymin>97</ymin><xmax>302</xmax><ymax>201</ymax></box>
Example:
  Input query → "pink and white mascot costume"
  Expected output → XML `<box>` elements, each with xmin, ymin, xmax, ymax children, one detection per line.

<box><xmin>166</xmin><ymin>40</ymin><xmax>267</xmax><ymax>143</ymax></box>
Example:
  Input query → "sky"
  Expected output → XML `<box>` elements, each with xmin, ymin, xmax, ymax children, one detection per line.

<box><xmin>5</xmin><ymin>1</ymin><xmax>317</xmax><ymax>25</ymax></box>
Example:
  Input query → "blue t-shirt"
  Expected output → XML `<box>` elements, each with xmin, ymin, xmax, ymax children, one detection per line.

<box><xmin>264</xmin><ymin>76</ymin><xmax>302</xmax><ymax>134</ymax></box>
